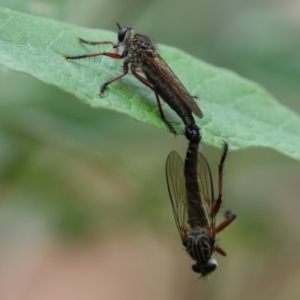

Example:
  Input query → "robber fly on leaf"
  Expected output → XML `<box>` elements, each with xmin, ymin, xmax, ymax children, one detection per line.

<box><xmin>64</xmin><ymin>23</ymin><xmax>202</xmax><ymax>137</ymax></box>
<box><xmin>166</xmin><ymin>130</ymin><xmax>236</xmax><ymax>277</ymax></box>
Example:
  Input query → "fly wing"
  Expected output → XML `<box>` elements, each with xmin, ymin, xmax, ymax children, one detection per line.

<box><xmin>141</xmin><ymin>52</ymin><xmax>203</xmax><ymax>118</ymax></box>
<box><xmin>197</xmin><ymin>152</ymin><xmax>215</xmax><ymax>234</ymax></box>
<box><xmin>166</xmin><ymin>151</ymin><xmax>189</xmax><ymax>242</ymax></box>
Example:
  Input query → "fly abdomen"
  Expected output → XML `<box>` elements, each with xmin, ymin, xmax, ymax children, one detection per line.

<box><xmin>184</xmin><ymin>131</ymin><xmax>209</xmax><ymax>228</ymax></box>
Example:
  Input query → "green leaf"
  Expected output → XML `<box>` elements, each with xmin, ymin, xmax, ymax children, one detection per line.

<box><xmin>0</xmin><ymin>7</ymin><xmax>299</xmax><ymax>161</ymax></box>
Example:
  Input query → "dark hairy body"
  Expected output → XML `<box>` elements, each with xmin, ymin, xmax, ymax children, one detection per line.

<box><xmin>64</xmin><ymin>23</ymin><xmax>202</xmax><ymax>137</ymax></box>
<box><xmin>166</xmin><ymin>130</ymin><xmax>236</xmax><ymax>277</ymax></box>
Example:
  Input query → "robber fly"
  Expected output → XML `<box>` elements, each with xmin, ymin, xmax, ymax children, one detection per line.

<box><xmin>64</xmin><ymin>23</ymin><xmax>202</xmax><ymax>137</ymax></box>
<box><xmin>166</xmin><ymin>130</ymin><xmax>236</xmax><ymax>277</ymax></box>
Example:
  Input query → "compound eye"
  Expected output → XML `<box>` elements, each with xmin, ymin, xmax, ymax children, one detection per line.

<box><xmin>191</xmin><ymin>263</ymin><xmax>202</xmax><ymax>273</ymax></box>
<box><xmin>203</xmin><ymin>262</ymin><xmax>217</xmax><ymax>274</ymax></box>
<box><xmin>191</xmin><ymin>262</ymin><xmax>217</xmax><ymax>275</ymax></box>
<box><xmin>118</xmin><ymin>27</ymin><xmax>129</xmax><ymax>42</ymax></box>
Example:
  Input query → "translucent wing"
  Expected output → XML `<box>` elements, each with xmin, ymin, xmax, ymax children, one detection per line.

<box><xmin>197</xmin><ymin>152</ymin><xmax>215</xmax><ymax>234</ymax></box>
<box><xmin>166</xmin><ymin>151</ymin><xmax>189</xmax><ymax>242</ymax></box>
<box><xmin>141</xmin><ymin>52</ymin><xmax>203</xmax><ymax>118</ymax></box>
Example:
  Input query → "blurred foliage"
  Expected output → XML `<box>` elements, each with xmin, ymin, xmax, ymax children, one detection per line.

<box><xmin>2</xmin><ymin>9</ymin><xmax>299</xmax><ymax>159</ymax></box>
<box><xmin>0</xmin><ymin>1</ymin><xmax>300</xmax><ymax>300</ymax></box>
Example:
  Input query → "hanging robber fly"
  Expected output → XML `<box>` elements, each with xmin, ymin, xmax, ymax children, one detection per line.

<box><xmin>166</xmin><ymin>130</ymin><xmax>236</xmax><ymax>277</ymax></box>
<box><xmin>64</xmin><ymin>23</ymin><xmax>202</xmax><ymax>137</ymax></box>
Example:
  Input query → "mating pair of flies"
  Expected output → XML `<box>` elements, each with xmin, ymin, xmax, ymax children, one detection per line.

<box><xmin>64</xmin><ymin>23</ymin><xmax>236</xmax><ymax>278</ymax></box>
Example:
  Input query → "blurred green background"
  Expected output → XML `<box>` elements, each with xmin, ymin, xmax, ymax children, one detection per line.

<box><xmin>0</xmin><ymin>0</ymin><xmax>300</xmax><ymax>299</ymax></box>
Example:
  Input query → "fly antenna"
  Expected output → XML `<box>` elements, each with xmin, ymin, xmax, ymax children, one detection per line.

<box><xmin>116</xmin><ymin>22</ymin><xmax>121</xmax><ymax>30</ymax></box>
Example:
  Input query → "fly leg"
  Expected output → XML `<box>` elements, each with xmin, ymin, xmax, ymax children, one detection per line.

<box><xmin>212</xmin><ymin>141</ymin><xmax>229</xmax><ymax>217</ymax></box>
<box><xmin>213</xmin><ymin>211</ymin><xmax>236</xmax><ymax>257</ymax></box>
<box><xmin>76</xmin><ymin>39</ymin><xmax>117</xmax><ymax>47</ymax></box>
<box><xmin>215</xmin><ymin>212</ymin><xmax>236</xmax><ymax>234</ymax></box>
<box><xmin>214</xmin><ymin>245</ymin><xmax>227</xmax><ymax>256</ymax></box>
<box><xmin>64</xmin><ymin>38</ymin><xmax>119</xmax><ymax>60</ymax></box>
<box><xmin>214</xmin><ymin>210</ymin><xmax>236</xmax><ymax>257</ymax></box>
<box><xmin>64</xmin><ymin>49</ymin><xmax>129</xmax><ymax>95</ymax></box>
<box><xmin>132</xmin><ymin>70</ymin><xmax>177</xmax><ymax>136</ymax></box>
<box><xmin>212</xmin><ymin>141</ymin><xmax>236</xmax><ymax>257</ymax></box>
<box><xmin>99</xmin><ymin>63</ymin><xmax>129</xmax><ymax>95</ymax></box>
<box><xmin>64</xmin><ymin>51</ymin><xmax>122</xmax><ymax>60</ymax></box>
<box><xmin>212</xmin><ymin>141</ymin><xmax>236</xmax><ymax>230</ymax></box>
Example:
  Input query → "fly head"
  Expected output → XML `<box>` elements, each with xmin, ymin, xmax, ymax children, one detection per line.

<box><xmin>116</xmin><ymin>23</ymin><xmax>132</xmax><ymax>44</ymax></box>
<box><xmin>191</xmin><ymin>258</ymin><xmax>218</xmax><ymax>277</ymax></box>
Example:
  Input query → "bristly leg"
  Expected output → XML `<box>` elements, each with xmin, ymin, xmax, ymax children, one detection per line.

<box><xmin>99</xmin><ymin>63</ymin><xmax>129</xmax><ymax>95</ymax></box>
<box><xmin>76</xmin><ymin>38</ymin><xmax>117</xmax><ymax>47</ymax></box>
<box><xmin>215</xmin><ymin>213</ymin><xmax>236</xmax><ymax>233</ymax></box>
<box><xmin>213</xmin><ymin>141</ymin><xmax>229</xmax><ymax>216</ymax></box>
<box><xmin>132</xmin><ymin>70</ymin><xmax>177</xmax><ymax>135</ymax></box>
<box><xmin>63</xmin><ymin>51</ymin><xmax>122</xmax><ymax>61</ymax></box>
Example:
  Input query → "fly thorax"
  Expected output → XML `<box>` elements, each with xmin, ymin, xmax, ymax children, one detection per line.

<box><xmin>127</xmin><ymin>42</ymin><xmax>143</xmax><ymax>68</ymax></box>
<box><xmin>134</xmin><ymin>34</ymin><xmax>156</xmax><ymax>54</ymax></box>
<box><xmin>185</xmin><ymin>227</ymin><xmax>215</xmax><ymax>263</ymax></box>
